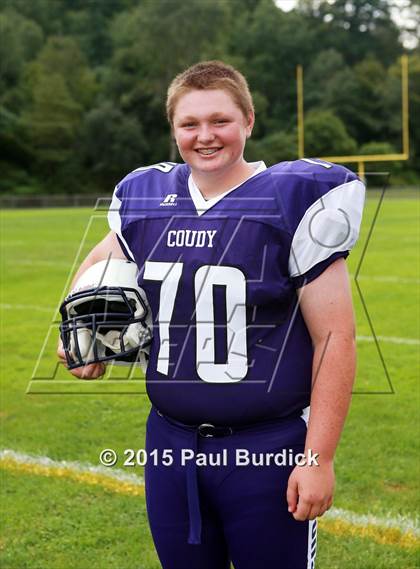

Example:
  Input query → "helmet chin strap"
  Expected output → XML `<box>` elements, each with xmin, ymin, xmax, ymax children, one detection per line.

<box><xmin>96</xmin><ymin>330</ymin><xmax>121</xmax><ymax>351</ymax></box>
<box><xmin>96</xmin><ymin>325</ymin><xmax>151</xmax><ymax>352</ymax></box>
<box><xmin>124</xmin><ymin>323</ymin><xmax>152</xmax><ymax>349</ymax></box>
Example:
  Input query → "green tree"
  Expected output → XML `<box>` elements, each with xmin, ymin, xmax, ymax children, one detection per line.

<box><xmin>304</xmin><ymin>49</ymin><xmax>346</xmax><ymax>109</ymax></box>
<box><xmin>229</xmin><ymin>0</ymin><xmax>318</xmax><ymax>134</ymax></box>
<box><xmin>245</xmin><ymin>131</ymin><xmax>297</xmax><ymax>164</ymax></box>
<box><xmin>310</xmin><ymin>66</ymin><xmax>360</xmax><ymax>140</ymax></box>
<box><xmin>30</xmin><ymin>36</ymin><xmax>97</xmax><ymax>108</ymax></box>
<box><xmin>80</xmin><ymin>102</ymin><xmax>148</xmax><ymax>189</ymax></box>
<box><xmin>352</xmin><ymin>58</ymin><xmax>388</xmax><ymax>140</ymax></box>
<box><xmin>62</xmin><ymin>0</ymin><xmax>140</xmax><ymax>66</ymax></box>
<box><xmin>22</xmin><ymin>72</ymin><xmax>82</xmax><ymax>164</ymax></box>
<box><xmin>304</xmin><ymin>110</ymin><xmax>358</xmax><ymax>156</ymax></box>
<box><xmin>0</xmin><ymin>8</ymin><xmax>43</xmax><ymax>107</ymax></box>
<box><xmin>0</xmin><ymin>106</ymin><xmax>35</xmax><ymax>194</ymax></box>
<box><xmin>298</xmin><ymin>0</ymin><xmax>402</xmax><ymax>65</ymax></box>
<box><xmin>20</xmin><ymin>37</ymin><xmax>98</xmax><ymax>190</ymax></box>
<box><xmin>405</xmin><ymin>53</ymin><xmax>420</xmax><ymax>176</ymax></box>
<box><xmin>305</xmin><ymin>57</ymin><xmax>394</xmax><ymax>146</ymax></box>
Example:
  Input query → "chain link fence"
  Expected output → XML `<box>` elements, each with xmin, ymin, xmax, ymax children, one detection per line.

<box><xmin>0</xmin><ymin>195</ymin><xmax>102</xmax><ymax>208</ymax></box>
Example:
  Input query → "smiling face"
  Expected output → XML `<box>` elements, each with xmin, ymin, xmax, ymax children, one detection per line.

<box><xmin>172</xmin><ymin>89</ymin><xmax>254</xmax><ymax>184</ymax></box>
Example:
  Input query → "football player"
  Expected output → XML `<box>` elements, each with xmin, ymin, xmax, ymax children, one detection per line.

<box><xmin>58</xmin><ymin>61</ymin><xmax>365</xmax><ymax>569</ymax></box>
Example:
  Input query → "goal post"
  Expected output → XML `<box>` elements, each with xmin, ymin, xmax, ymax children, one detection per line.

<box><xmin>296</xmin><ymin>55</ymin><xmax>410</xmax><ymax>179</ymax></box>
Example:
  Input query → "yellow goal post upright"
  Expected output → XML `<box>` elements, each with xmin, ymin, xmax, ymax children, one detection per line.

<box><xmin>296</xmin><ymin>55</ymin><xmax>410</xmax><ymax>180</ymax></box>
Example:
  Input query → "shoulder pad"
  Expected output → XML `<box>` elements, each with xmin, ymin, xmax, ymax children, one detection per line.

<box><xmin>117</xmin><ymin>162</ymin><xmax>182</xmax><ymax>188</ymax></box>
<box><xmin>270</xmin><ymin>159</ymin><xmax>357</xmax><ymax>186</ymax></box>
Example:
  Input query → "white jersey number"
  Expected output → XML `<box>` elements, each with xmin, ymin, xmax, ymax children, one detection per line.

<box><xmin>133</xmin><ymin>162</ymin><xmax>177</xmax><ymax>174</ymax></box>
<box><xmin>144</xmin><ymin>261</ymin><xmax>247</xmax><ymax>383</ymax></box>
<box><xmin>300</xmin><ymin>158</ymin><xmax>332</xmax><ymax>169</ymax></box>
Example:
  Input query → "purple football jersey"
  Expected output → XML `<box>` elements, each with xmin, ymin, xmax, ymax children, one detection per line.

<box><xmin>108</xmin><ymin>159</ymin><xmax>365</xmax><ymax>425</ymax></box>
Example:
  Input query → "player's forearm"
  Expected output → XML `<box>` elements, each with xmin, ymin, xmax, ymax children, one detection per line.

<box><xmin>304</xmin><ymin>332</ymin><xmax>356</xmax><ymax>463</ymax></box>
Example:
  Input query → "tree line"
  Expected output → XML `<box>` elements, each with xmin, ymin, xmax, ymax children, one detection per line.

<box><xmin>1</xmin><ymin>0</ymin><xmax>419</xmax><ymax>195</ymax></box>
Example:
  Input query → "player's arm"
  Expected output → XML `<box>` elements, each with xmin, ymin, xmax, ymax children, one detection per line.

<box><xmin>286</xmin><ymin>257</ymin><xmax>356</xmax><ymax>521</ymax></box>
<box><xmin>57</xmin><ymin>231</ymin><xmax>128</xmax><ymax>379</ymax></box>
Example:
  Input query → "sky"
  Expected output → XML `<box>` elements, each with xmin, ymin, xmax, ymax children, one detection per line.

<box><xmin>275</xmin><ymin>0</ymin><xmax>419</xmax><ymax>48</ymax></box>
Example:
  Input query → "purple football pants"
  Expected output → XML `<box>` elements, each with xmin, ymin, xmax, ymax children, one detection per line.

<box><xmin>145</xmin><ymin>407</ymin><xmax>317</xmax><ymax>569</ymax></box>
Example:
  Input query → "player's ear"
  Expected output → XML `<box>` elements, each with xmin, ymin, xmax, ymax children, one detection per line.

<box><xmin>245</xmin><ymin>111</ymin><xmax>255</xmax><ymax>138</ymax></box>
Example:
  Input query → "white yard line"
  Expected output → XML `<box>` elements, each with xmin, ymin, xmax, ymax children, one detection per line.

<box><xmin>0</xmin><ymin>448</ymin><xmax>418</xmax><ymax>537</ymax></box>
<box><xmin>11</xmin><ymin>260</ymin><xmax>71</xmax><ymax>267</ymax></box>
<box><xmin>326</xmin><ymin>507</ymin><xmax>419</xmax><ymax>536</ymax></box>
<box><xmin>0</xmin><ymin>448</ymin><xmax>144</xmax><ymax>485</ymax></box>
<box><xmin>357</xmin><ymin>335</ymin><xmax>420</xmax><ymax>346</ymax></box>
<box><xmin>350</xmin><ymin>274</ymin><xmax>420</xmax><ymax>285</ymax></box>
<box><xmin>0</xmin><ymin>303</ymin><xmax>54</xmax><ymax>313</ymax></box>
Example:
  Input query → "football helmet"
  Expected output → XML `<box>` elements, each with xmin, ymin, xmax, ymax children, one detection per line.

<box><xmin>60</xmin><ymin>259</ymin><xmax>152</xmax><ymax>370</ymax></box>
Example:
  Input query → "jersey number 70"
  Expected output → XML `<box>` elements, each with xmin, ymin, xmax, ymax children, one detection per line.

<box><xmin>144</xmin><ymin>261</ymin><xmax>247</xmax><ymax>383</ymax></box>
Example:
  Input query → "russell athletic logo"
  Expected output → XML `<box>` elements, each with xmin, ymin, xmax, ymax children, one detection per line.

<box><xmin>160</xmin><ymin>194</ymin><xmax>178</xmax><ymax>206</ymax></box>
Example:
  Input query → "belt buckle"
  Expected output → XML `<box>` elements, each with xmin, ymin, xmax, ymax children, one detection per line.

<box><xmin>198</xmin><ymin>423</ymin><xmax>233</xmax><ymax>438</ymax></box>
<box><xmin>198</xmin><ymin>423</ymin><xmax>216</xmax><ymax>438</ymax></box>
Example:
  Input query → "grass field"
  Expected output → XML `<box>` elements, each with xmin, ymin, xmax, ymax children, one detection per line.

<box><xmin>1</xmin><ymin>189</ymin><xmax>419</xmax><ymax>568</ymax></box>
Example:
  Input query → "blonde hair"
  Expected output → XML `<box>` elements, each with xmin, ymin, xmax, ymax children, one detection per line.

<box><xmin>166</xmin><ymin>60</ymin><xmax>254</xmax><ymax>126</ymax></box>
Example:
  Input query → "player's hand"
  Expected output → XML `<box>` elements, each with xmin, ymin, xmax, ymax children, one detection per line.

<box><xmin>57</xmin><ymin>340</ymin><xmax>105</xmax><ymax>380</ymax></box>
<box><xmin>286</xmin><ymin>460</ymin><xmax>335</xmax><ymax>521</ymax></box>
